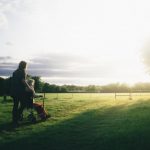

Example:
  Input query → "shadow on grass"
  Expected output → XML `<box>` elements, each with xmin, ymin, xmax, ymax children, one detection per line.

<box><xmin>0</xmin><ymin>119</ymin><xmax>45</xmax><ymax>133</ymax></box>
<box><xmin>1</xmin><ymin>100</ymin><xmax>150</xmax><ymax>150</ymax></box>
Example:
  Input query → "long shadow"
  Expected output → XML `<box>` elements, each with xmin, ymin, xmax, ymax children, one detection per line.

<box><xmin>1</xmin><ymin>100</ymin><xmax>150</xmax><ymax>150</ymax></box>
<box><xmin>0</xmin><ymin>119</ymin><xmax>45</xmax><ymax>132</ymax></box>
<box><xmin>0</xmin><ymin>122</ymin><xmax>16</xmax><ymax>132</ymax></box>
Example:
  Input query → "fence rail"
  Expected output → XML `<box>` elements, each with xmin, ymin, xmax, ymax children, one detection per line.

<box><xmin>115</xmin><ymin>92</ymin><xmax>150</xmax><ymax>100</ymax></box>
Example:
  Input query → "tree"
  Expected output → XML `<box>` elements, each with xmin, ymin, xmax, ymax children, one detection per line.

<box><xmin>42</xmin><ymin>83</ymin><xmax>51</xmax><ymax>93</ymax></box>
<box><xmin>0</xmin><ymin>77</ymin><xmax>12</xmax><ymax>101</ymax></box>
<box><xmin>31</xmin><ymin>76</ymin><xmax>44</xmax><ymax>93</ymax></box>
<box><xmin>0</xmin><ymin>77</ymin><xmax>5</xmax><ymax>96</ymax></box>
<box><xmin>85</xmin><ymin>85</ymin><xmax>97</xmax><ymax>93</ymax></box>
<box><xmin>60</xmin><ymin>86</ymin><xmax>67</xmax><ymax>93</ymax></box>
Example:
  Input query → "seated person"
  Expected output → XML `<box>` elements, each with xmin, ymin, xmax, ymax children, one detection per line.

<box><xmin>25</xmin><ymin>79</ymin><xmax>50</xmax><ymax>120</ymax></box>
<box><xmin>25</xmin><ymin>79</ymin><xmax>35</xmax><ymax>109</ymax></box>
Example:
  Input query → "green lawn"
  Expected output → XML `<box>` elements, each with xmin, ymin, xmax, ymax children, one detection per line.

<box><xmin>1</xmin><ymin>93</ymin><xmax>150</xmax><ymax>150</ymax></box>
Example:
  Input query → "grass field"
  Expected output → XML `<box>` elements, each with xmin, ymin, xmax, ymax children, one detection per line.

<box><xmin>1</xmin><ymin>93</ymin><xmax>150</xmax><ymax>150</ymax></box>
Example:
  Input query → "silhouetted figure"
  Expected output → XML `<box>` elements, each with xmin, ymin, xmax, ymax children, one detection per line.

<box><xmin>11</xmin><ymin>61</ymin><xmax>32</xmax><ymax>126</ymax></box>
<box><xmin>25</xmin><ymin>79</ymin><xmax>50</xmax><ymax>121</ymax></box>
<box><xmin>25</xmin><ymin>79</ymin><xmax>35</xmax><ymax>109</ymax></box>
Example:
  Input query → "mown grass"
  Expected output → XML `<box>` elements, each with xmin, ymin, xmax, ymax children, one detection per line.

<box><xmin>1</xmin><ymin>93</ymin><xmax>150</xmax><ymax>150</ymax></box>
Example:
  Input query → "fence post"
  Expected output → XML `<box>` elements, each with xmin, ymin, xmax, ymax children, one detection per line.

<box><xmin>56</xmin><ymin>93</ymin><xmax>59</xmax><ymax>99</ymax></box>
<box><xmin>43</xmin><ymin>93</ymin><xmax>46</xmax><ymax>99</ymax></box>
<box><xmin>129</xmin><ymin>92</ymin><xmax>132</xmax><ymax>100</ymax></box>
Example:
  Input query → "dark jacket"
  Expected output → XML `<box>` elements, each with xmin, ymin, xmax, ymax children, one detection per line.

<box><xmin>11</xmin><ymin>69</ymin><xmax>26</xmax><ymax>97</ymax></box>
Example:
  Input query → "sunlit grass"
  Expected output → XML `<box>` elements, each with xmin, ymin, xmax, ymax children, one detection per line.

<box><xmin>1</xmin><ymin>93</ymin><xmax>150</xmax><ymax>150</ymax></box>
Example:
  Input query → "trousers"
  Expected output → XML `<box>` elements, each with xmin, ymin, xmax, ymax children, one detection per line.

<box><xmin>12</xmin><ymin>96</ymin><xmax>26</xmax><ymax>123</ymax></box>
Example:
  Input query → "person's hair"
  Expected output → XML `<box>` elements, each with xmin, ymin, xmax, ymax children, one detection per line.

<box><xmin>27</xmin><ymin>79</ymin><xmax>35</xmax><ymax>87</ymax></box>
<box><xmin>18</xmin><ymin>61</ymin><xmax>27</xmax><ymax>70</ymax></box>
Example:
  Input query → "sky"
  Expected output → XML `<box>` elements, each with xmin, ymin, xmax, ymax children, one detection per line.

<box><xmin>0</xmin><ymin>0</ymin><xmax>150</xmax><ymax>85</ymax></box>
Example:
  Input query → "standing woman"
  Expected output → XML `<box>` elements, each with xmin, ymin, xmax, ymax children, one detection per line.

<box><xmin>11</xmin><ymin>61</ymin><xmax>31</xmax><ymax>126</ymax></box>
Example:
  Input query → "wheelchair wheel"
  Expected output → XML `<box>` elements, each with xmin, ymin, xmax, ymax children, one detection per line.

<box><xmin>27</xmin><ymin>113</ymin><xmax>37</xmax><ymax>123</ymax></box>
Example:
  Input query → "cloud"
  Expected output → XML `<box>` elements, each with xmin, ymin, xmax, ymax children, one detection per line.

<box><xmin>0</xmin><ymin>68</ymin><xmax>14</xmax><ymax>76</ymax></box>
<box><xmin>0</xmin><ymin>56</ymin><xmax>11</xmax><ymax>61</ymax></box>
<box><xmin>0</xmin><ymin>52</ymin><xmax>118</xmax><ymax>80</ymax></box>
<box><xmin>28</xmin><ymin>53</ymin><xmax>87</xmax><ymax>77</ymax></box>
<box><xmin>0</xmin><ymin>13</ymin><xmax>8</xmax><ymax>29</ymax></box>
<box><xmin>0</xmin><ymin>0</ymin><xmax>34</xmax><ymax>29</ymax></box>
<box><xmin>0</xmin><ymin>52</ymin><xmax>119</xmax><ymax>83</ymax></box>
<box><xmin>0</xmin><ymin>56</ymin><xmax>17</xmax><ymax>76</ymax></box>
<box><xmin>5</xmin><ymin>41</ymin><xmax>13</xmax><ymax>46</ymax></box>
<box><xmin>27</xmin><ymin>53</ymin><xmax>115</xmax><ymax>78</ymax></box>
<box><xmin>0</xmin><ymin>0</ymin><xmax>16</xmax><ymax>29</ymax></box>
<box><xmin>141</xmin><ymin>40</ymin><xmax>150</xmax><ymax>73</ymax></box>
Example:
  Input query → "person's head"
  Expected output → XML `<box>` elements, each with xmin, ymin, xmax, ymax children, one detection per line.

<box><xmin>27</xmin><ymin>79</ymin><xmax>35</xmax><ymax>87</ymax></box>
<box><xmin>18</xmin><ymin>61</ymin><xmax>27</xmax><ymax>70</ymax></box>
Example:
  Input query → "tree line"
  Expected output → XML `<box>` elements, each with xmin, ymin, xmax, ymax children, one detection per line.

<box><xmin>1</xmin><ymin>76</ymin><xmax>150</xmax><ymax>97</ymax></box>
<box><xmin>29</xmin><ymin>77</ymin><xmax>150</xmax><ymax>93</ymax></box>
